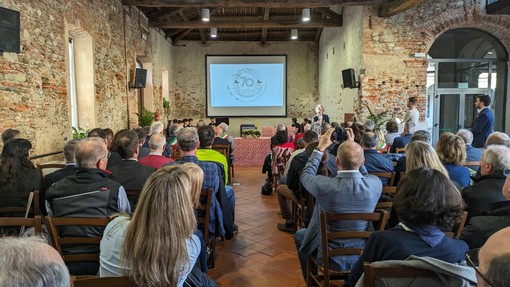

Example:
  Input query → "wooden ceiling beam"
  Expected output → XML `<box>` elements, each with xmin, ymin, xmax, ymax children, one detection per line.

<box><xmin>151</xmin><ymin>19</ymin><xmax>343</xmax><ymax>29</ymax></box>
<box><xmin>147</xmin><ymin>7</ymin><xmax>182</xmax><ymax>20</ymax></box>
<box><xmin>316</xmin><ymin>7</ymin><xmax>343</xmax><ymax>20</ymax></box>
<box><xmin>379</xmin><ymin>0</ymin><xmax>427</xmax><ymax>17</ymax></box>
<box><xmin>260</xmin><ymin>7</ymin><xmax>270</xmax><ymax>44</ymax></box>
<box><xmin>122</xmin><ymin>0</ymin><xmax>383</xmax><ymax>8</ymax></box>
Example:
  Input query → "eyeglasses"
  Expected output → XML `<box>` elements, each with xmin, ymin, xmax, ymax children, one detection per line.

<box><xmin>465</xmin><ymin>248</ymin><xmax>493</xmax><ymax>287</ymax></box>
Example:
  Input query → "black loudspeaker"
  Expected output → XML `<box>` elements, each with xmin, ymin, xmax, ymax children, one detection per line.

<box><xmin>134</xmin><ymin>68</ymin><xmax>147</xmax><ymax>88</ymax></box>
<box><xmin>342</xmin><ymin>68</ymin><xmax>357</xmax><ymax>89</ymax></box>
<box><xmin>0</xmin><ymin>7</ymin><xmax>20</xmax><ymax>53</ymax></box>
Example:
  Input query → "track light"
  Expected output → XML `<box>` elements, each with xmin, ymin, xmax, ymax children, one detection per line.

<box><xmin>202</xmin><ymin>8</ymin><xmax>210</xmax><ymax>21</ymax></box>
<box><xmin>291</xmin><ymin>29</ymin><xmax>298</xmax><ymax>40</ymax></box>
<box><xmin>211</xmin><ymin>27</ymin><xmax>217</xmax><ymax>38</ymax></box>
<box><xmin>302</xmin><ymin>8</ymin><xmax>310</xmax><ymax>22</ymax></box>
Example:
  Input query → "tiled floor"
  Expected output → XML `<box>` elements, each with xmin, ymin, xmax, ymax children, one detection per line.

<box><xmin>208</xmin><ymin>166</ymin><xmax>306</xmax><ymax>287</ymax></box>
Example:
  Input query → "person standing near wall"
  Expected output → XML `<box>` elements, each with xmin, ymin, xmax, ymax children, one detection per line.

<box><xmin>472</xmin><ymin>95</ymin><xmax>494</xmax><ymax>148</ymax></box>
<box><xmin>402</xmin><ymin>97</ymin><xmax>419</xmax><ymax>126</ymax></box>
<box><xmin>312</xmin><ymin>104</ymin><xmax>330</xmax><ymax>124</ymax></box>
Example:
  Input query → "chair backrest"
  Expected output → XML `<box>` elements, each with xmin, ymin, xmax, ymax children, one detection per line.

<box><xmin>445</xmin><ymin>211</ymin><xmax>468</xmax><ymax>239</ymax></box>
<box><xmin>45</xmin><ymin>216</ymin><xmax>110</xmax><ymax>263</ymax></box>
<box><xmin>37</xmin><ymin>162</ymin><xmax>66</xmax><ymax>179</ymax></box>
<box><xmin>196</xmin><ymin>188</ymin><xmax>215</xmax><ymax>268</ymax></box>
<box><xmin>0</xmin><ymin>190</ymin><xmax>40</xmax><ymax>217</ymax></box>
<box><xmin>73</xmin><ymin>276</ymin><xmax>139</xmax><ymax>287</ymax></box>
<box><xmin>0</xmin><ymin>215</ymin><xmax>43</xmax><ymax>236</ymax></box>
<box><xmin>382</xmin><ymin>186</ymin><xmax>397</xmax><ymax>198</ymax></box>
<box><xmin>212</xmin><ymin>143</ymin><xmax>230</xmax><ymax>158</ymax></box>
<box><xmin>395</xmin><ymin>147</ymin><xmax>406</xmax><ymax>154</ymax></box>
<box><xmin>369</xmin><ymin>172</ymin><xmax>395</xmax><ymax>186</ymax></box>
<box><xmin>363</xmin><ymin>262</ymin><xmax>437</xmax><ymax>287</ymax></box>
<box><xmin>319</xmin><ymin>211</ymin><xmax>389</xmax><ymax>284</ymax></box>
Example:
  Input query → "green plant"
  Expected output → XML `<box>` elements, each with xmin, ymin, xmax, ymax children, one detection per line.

<box><xmin>163</xmin><ymin>98</ymin><xmax>170</xmax><ymax>120</ymax></box>
<box><xmin>242</xmin><ymin>130</ymin><xmax>261</xmax><ymax>137</ymax></box>
<box><xmin>72</xmin><ymin>127</ymin><xmax>87</xmax><ymax>139</ymax></box>
<box><xmin>362</xmin><ymin>101</ymin><xmax>389</xmax><ymax>130</ymax></box>
<box><xmin>136</xmin><ymin>107</ymin><xmax>154</xmax><ymax>127</ymax></box>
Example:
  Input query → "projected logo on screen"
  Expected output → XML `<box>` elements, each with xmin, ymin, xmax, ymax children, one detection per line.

<box><xmin>228</xmin><ymin>68</ymin><xmax>267</xmax><ymax>103</ymax></box>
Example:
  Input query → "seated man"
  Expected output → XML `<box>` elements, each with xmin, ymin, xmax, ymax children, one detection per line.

<box><xmin>133</xmin><ymin>127</ymin><xmax>150</xmax><ymax>159</ymax></box>
<box><xmin>166</xmin><ymin>128</ymin><xmax>235</xmax><ymax>239</ymax></box>
<box><xmin>41</xmin><ymin>139</ymin><xmax>80</xmax><ymax>215</ymax></box>
<box><xmin>461</xmin><ymin>174</ymin><xmax>510</xmax><ymax>249</ymax></box>
<box><xmin>361</xmin><ymin>132</ymin><xmax>394</xmax><ymax>185</ymax></box>
<box><xmin>196</xmin><ymin>125</ymin><xmax>235</xmax><ymax>214</ymax></box>
<box><xmin>142</xmin><ymin>121</ymin><xmax>171</xmax><ymax>157</ymax></box>
<box><xmin>462</xmin><ymin>145</ymin><xmax>510</xmax><ymax>220</ymax></box>
<box><xmin>0</xmin><ymin>237</ymin><xmax>70</xmax><ymax>287</ymax></box>
<box><xmin>390</xmin><ymin>121</ymin><xmax>415</xmax><ymax>153</ymax></box>
<box><xmin>457</xmin><ymin>129</ymin><xmax>483</xmax><ymax>166</ymax></box>
<box><xmin>294</xmin><ymin>128</ymin><xmax>382</xmax><ymax>280</ymax></box>
<box><xmin>476</xmin><ymin>227</ymin><xmax>510</xmax><ymax>287</ymax></box>
<box><xmin>110</xmin><ymin>130</ymin><xmax>156</xmax><ymax>192</ymax></box>
<box><xmin>88</xmin><ymin>128</ymin><xmax>122</xmax><ymax>168</ymax></box>
<box><xmin>139</xmin><ymin>134</ymin><xmax>173</xmax><ymax>169</ymax></box>
<box><xmin>45</xmin><ymin>137</ymin><xmax>131</xmax><ymax>275</ymax></box>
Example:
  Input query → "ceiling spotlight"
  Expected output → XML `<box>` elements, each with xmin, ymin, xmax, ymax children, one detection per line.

<box><xmin>211</xmin><ymin>27</ymin><xmax>217</xmax><ymax>38</ymax></box>
<box><xmin>302</xmin><ymin>8</ymin><xmax>310</xmax><ymax>22</ymax></box>
<box><xmin>291</xmin><ymin>29</ymin><xmax>298</xmax><ymax>40</ymax></box>
<box><xmin>202</xmin><ymin>8</ymin><xmax>210</xmax><ymax>21</ymax></box>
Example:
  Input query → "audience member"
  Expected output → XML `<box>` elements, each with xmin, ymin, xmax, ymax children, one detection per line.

<box><xmin>208</xmin><ymin>117</ymin><xmax>216</xmax><ymax>126</ymax></box>
<box><xmin>295</xmin><ymin>128</ymin><xmax>381</xmax><ymax>280</ymax></box>
<box><xmin>361</xmin><ymin>132</ymin><xmax>394</xmax><ymax>185</ymax></box>
<box><xmin>132</xmin><ymin>127</ymin><xmax>150</xmax><ymax>159</ymax></box>
<box><xmin>405</xmin><ymin>141</ymin><xmax>449</xmax><ymax>176</ymax></box>
<box><xmin>110</xmin><ymin>130</ymin><xmax>156</xmax><ymax>193</ymax></box>
<box><xmin>196</xmin><ymin>119</ymin><xmax>205</xmax><ymax>127</ymax></box>
<box><xmin>472</xmin><ymin>95</ymin><xmax>494</xmax><ymax>148</ymax></box>
<box><xmin>312</xmin><ymin>104</ymin><xmax>330</xmax><ymax>124</ymax></box>
<box><xmin>0</xmin><ymin>237</ymin><xmax>70</xmax><ymax>287</ymax></box>
<box><xmin>217</xmin><ymin>122</ymin><xmax>235</xmax><ymax>156</ymax></box>
<box><xmin>41</xmin><ymin>139</ymin><xmax>80</xmax><ymax>214</ymax></box>
<box><xmin>346</xmin><ymin>167</ymin><xmax>468</xmax><ymax>287</ymax></box>
<box><xmin>0</xmin><ymin>138</ymin><xmax>41</xmax><ymax>194</ymax></box>
<box><xmin>436</xmin><ymin>132</ymin><xmax>471</xmax><ymax>188</ymax></box>
<box><xmin>486</xmin><ymin>131</ymin><xmax>510</xmax><ymax>147</ymax></box>
<box><xmin>88</xmin><ymin>128</ymin><xmax>122</xmax><ymax>168</ymax></box>
<box><xmin>390</xmin><ymin>121</ymin><xmax>415</xmax><ymax>153</ymax></box>
<box><xmin>139</xmin><ymin>134</ymin><xmax>173</xmax><ymax>169</ymax></box>
<box><xmin>461</xmin><ymin>174</ymin><xmax>510</xmax><ymax>249</ymax></box>
<box><xmin>167</xmin><ymin>128</ymin><xmax>234</xmax><ymax>239</ymax></box>
<box><xmin>475</xmin><ymin>227</ymin><xmax>510</xmax><ymax>287</ymax></box>
<box><xmin>393</xmin><ymin>130</ymin><xmax>432</xmax><ymax>178</ymax></box>
<box><xmin>1</xmin><ymin>128</ymin><xmax>20</xmax><ymax>145</ymax></box>
<box><xmin>402</xmin><ymin>96</ymin><xmax>419</xmax><ymax>126</ymax></box>
<box><xmin>271</xmin><ymin>123</ymin><xmax>294</xmax><ymax>148</ymax></box>
<box><xmin>167</xmin><ymin>123</ymin><xmax>182</xmax><ymax>146</ymax></box>
<box><xmin>384</xmin><ymin>120</ymin><xmax>400</xmax><ymax>146</ymax></box>
<box><xmin>142</xmin><ymin>121</ymin><xmax>171</xmax><ymax>157</ymax></box>
<box><xmin>276</xmin><ymin>130</ymin><xmax>319</xmax><ymax>233</ymax></box>
<box><xmin>457</xmin><ymin>129</ymin><xmax>483</xmax><ymax>164</ymax></box>
<box><xmin>100</xmin><ymin>165</ymin><xmax>215</xmax><ymax>287</ymax></box>
<box><xmin>350</xmin><ymin>122</ymin><xmax>365</xmax><ymax>144</ymax></box>
<box><xmin>463</xmin><ymin>145</ymin><xmax>510</xmax><ymax>219</ymax></box>
<box><xmin>104</xmin><ymin>128</ymin><xmax>114</xmax><ymax>150</ymax></box>
<box><xmin>45</xmin><ymin>137</ymin><xmax>130</xmax><ymax>274</ymax></box>
<box><xmin>364</xmin><ymin>119</ymin><xmax>375</xmax><ymax>132</ymax></box>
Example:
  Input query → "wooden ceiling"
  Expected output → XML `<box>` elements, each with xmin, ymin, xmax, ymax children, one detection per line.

<box><xmin>121</xmin><ymin>0</ymin><xmax>427</xmax><ymax>44</ymax></box>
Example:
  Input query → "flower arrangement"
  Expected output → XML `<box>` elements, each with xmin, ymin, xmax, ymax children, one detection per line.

<box><xmin>242</xmin><ymin>130</ymin><xmax>261</xmax><ymax>138</ymax></box>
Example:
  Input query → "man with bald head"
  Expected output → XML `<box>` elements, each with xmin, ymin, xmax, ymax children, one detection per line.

<box><xmin>0</xmin><ymin>237</ymin><xmax>70</xmax><ymax>286</ymax></box>
<box><xmin>294</xmin><ymin>128</ymin><xmax>382</xmax><ymax>280</ymax></box>
<box><xmin>139</xmin><ymin>133</ymin><xmax>174</xmax><ymax>169</ymax></box>
<box><xmin>486</xmin><ymin>132</ymin><xmax>510</xmax><ymax>148</ymax></box>
<box><xmin>476</xmin><ymin>226</ymin><xmax>510</xmax><ymax>287</ymax></box>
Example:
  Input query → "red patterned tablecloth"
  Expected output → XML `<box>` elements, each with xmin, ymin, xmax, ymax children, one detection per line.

<box><xmin>234</xmin><ymin>137</ymin><xmax>271</xmax><ymax>166</ymax></box>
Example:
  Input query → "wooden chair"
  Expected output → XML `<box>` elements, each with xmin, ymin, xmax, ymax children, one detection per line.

<box><xmin>306</xmin><ymin>211</ymin><xmax>389</xmax><ymax>287</ymax></box>
<box><xmin>369</xmin><ymin>172</ymin><xmax>395</xmax><ymax>187</ymax></box>
<box><xmin>0</xmin><ymin>215</ymin><xmax>43</xmax><ymax>236</ymax></box>
<box><xmin>197</xmin><ymin>188</ymin><xmax>216</xmax><ymax>268</ymax></box>
<box><xmin>271</xmin><ymin>146</ymin><xmax>292</xmax><ymax>189</ymax></box>
<box><xmin>381</xmin><ymin>186</ymin><xmax>397</xmax><ymax>198</ymax></box>
<box><xmin>73</xmin><ymin>276</ymin><xmax>139</xmax><ymax>287</ymax></box>
<box><xmin>45</xmin><ymin>216</ymin><xmax>110</xmax><ymax>266</ymax></box>
<box><xmin>395</xmin><ymin>147</ymin><xmax>406</xmax><ymax>154</ymax></box>
<box><xmin>363</xmin><ymin>262</ymin><xmax>436</xmax><ymax>287</ymax></box>
<box><xmin>212</xmin><ymin>143</ymin><xmax>232</xmax><ymax>184</ymax></box>
<box><xmin>0</xmin><ymin>190</ymin><xmax>40</xmax><ymax>217</ymax></box>
<box><xmin>37</xmin><ymin>162</ymin><xmax>66</xmax><ymax>179</ymax></box>
<box><xmin>444</xmin><ymin>211</ymin><xmax>468</xmax><ymax>239</ymax></box>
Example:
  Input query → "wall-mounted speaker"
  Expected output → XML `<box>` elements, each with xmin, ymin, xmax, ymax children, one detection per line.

<box><xmin>133</xmin><ymin>68</ymin><xmax>147</xmax><ymax>88</ymax></box>
<box><xmin>342</xmin><ymin>68</ymin><xmax>357</xmax><ymax>89</ymax></box>
<box><xmin>0</xmin><ymin>7</ymin><xmax>20</xmax><ymax>53</ymax></box>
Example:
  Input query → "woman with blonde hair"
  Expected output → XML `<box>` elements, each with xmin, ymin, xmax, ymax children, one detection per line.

<box><xmin>405</xmin><ymin>141</ymin><xmax>449</xmax><ymax>177</ymax></box>
<box><xmin>181</xmin><ymin>163</ymin><xmax>204</xmax><ymax>208</ymax></box>
<box><xmin>100</xmin><ymin>165</ymin><xmax>213</xmax><ymax>286</ymax></box>
<box><xmin>436</xmin><ymin>132</ymin><xmax>471</xmax><ymax>188</ymax></box>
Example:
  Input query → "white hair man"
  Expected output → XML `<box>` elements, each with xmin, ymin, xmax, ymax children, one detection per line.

<box><xmin>457</xmin><ymin>129</ymin><xmax>483</xmax><ymax>164</ymax></box>
<box><xmin>0</xmin><ymin>237</ymin><xmax>70</xmax><ymax>287</ymax></box>
<box><xmin>141</xmin><ymin>121</ymin><xmax>171</xmax><ymax>157</ymax></box>
<box><xmin>475</xmin><ymin>227</ymin><xmax>510</xmax><ymax>287</ymax></box>
<box><xmin>139</xmin><ymin>133</ymin><xmax>174</xmax><ymax>169</ymax></box>
<box><xmin>390</xmin><ymin>121</ymin><xmax>416</xmax><ymax>153</ymax></box>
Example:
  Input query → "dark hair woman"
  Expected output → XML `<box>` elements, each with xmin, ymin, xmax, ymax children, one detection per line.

<box><xmin>0</xmin><ymin>138</ymin><xmax>41</xmax><ymax>193</ymax></box>
<box><xmin>346</xmin><ymin>167</ymin><xmax>468</xmax><ymax>286</ymax></box>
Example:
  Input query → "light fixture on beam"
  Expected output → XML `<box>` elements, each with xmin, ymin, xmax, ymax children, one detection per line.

<box><xmin>202</xmin><ymin>8</ymin><xmax>210</xmax><ymax>22</ymax></box>
<box><xmin>211</xmin><ymin>27</ymin><xmax>217</xmax><ymax>38</ymax></box>
<box><xmin>291</xmin><ymin>29</ymin><xmax>298</xmax><ymax>40</ymax></box>
<box><xmin>302</xmin><ymin>8</ymin><xmax>311</xmax><ymax>22</ymax></box>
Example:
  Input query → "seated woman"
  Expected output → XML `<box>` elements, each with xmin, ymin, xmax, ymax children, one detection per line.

<box><xmin>0</xmin><ymin>138</ymin><xmax>41</xmax><ymax>194</ymax></box>
<box><xmin>345</xmin><ymin>167</ymin><xmax>468</xmax><ymax>287</ymax></box>
<box><xmin>384</xmin><ymin>119</ymin><xmax>400</xmax><ymax>146</ymax></box>
<box><xmin>99</xmin><ymin>165</ymin><xmax>214</xmax><ymax>287</ymax></box>
<box><xmin>436</xmin><ymin>132</ymin><xmax>471</xmax><ymax>188</ymax></box>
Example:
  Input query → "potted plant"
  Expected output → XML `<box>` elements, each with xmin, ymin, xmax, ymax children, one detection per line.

<box><xmin>163</xmin><ymin>98</ymin><xmax>170</xmax><ymax>120</ymax></box>
<box><xmin>136</xmin><ymin>107</ymin><xmax>154</xmax><ymax>127</ymax></box>
<box><xmin>72</xmin><ymin>127</ymin><xmax>87</xmax><ymax>139</ymax></box>
<box><xmin>362</xmin><ymin>101</ymin><xmax>389</xmax><ymax>130</ymax></box>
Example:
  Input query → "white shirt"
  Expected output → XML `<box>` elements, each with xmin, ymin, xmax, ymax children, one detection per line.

<box><xmin>403</xmin><ymin>108</ymin><xmax>419</xmax><ymax>125</ymax></box>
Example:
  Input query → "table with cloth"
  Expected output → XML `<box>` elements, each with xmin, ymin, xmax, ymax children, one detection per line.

<box><xmin>233</xmin><ymin>137</ymin><xmax>271</xmax><ymax>166</ymax></box>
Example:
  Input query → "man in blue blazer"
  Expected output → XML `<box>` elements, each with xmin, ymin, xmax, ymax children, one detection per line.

<box><xmin>472</xmin><ymin>95</ymin><xmax>494</xmax><ymax>148</ymax></box>
<box><xmin>390</xmin><ymin>121</ymin><xmax>415</xmax><ymax>153</ymax></box>
<box><xmin>294</xmin><ymin>128</ymin><xmax>382</xmax><ymax>280</ymax></box>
